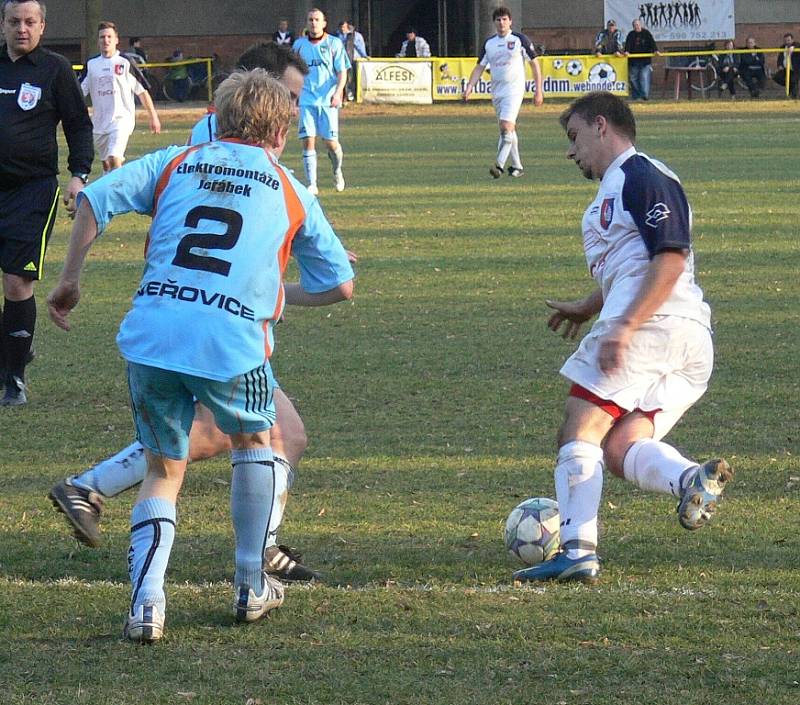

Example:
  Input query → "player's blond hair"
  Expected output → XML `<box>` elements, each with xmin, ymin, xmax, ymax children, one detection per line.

<box><xmin>215</xmin><ymin>69</ymin><xmax>291</xmax><ymax>147</ymax></box>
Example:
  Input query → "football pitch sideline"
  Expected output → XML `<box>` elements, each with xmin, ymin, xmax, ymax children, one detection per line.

<box><xmin>0</xmin><ymin>101</ymin><xmax>798</xmax><ymax>704</ymax></box>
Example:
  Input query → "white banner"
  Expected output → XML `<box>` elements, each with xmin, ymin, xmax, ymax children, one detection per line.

<box><xmin>604</xmin><ymin>0</ymin><xmax>735</xmax><ymax>42</ymax></box>
<box><xmin>357</xmin><ymin>60</ymin><xmax>432</xmax><ymax>104</ymax></box>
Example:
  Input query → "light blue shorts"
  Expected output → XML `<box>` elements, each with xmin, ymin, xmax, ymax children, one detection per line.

<box><xmin>127</xmin><ymin>362</ymin><xmax>276</xmax><ymax>460</ymax></box>
<box><xmin>298</xmin><ymin>105</ymin><xmax>339</xmax><ymax>140</ymax></box>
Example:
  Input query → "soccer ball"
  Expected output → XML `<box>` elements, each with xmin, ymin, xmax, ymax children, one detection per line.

<box><xmin>589</xmin><ymin>62</ymin><xmax>617</xmax><ymax>83</ymax></box>
<box><xmin>552</xmin><ymin>58</ymin><xmax>564</xmax><ymax>70</ymax></box>
<box><xmin>566</xmin><ymin>59</ymin><xmax>584</xmax><ymax>76</ymax></box>
<box><xmin>504</xmin><ymin>497</ymin><xmax>560</xmax><ymax>566</ymax></box>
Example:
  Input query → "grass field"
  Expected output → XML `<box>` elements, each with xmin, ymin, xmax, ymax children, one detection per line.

<box><xmin>1</xmin><ymin>99</ymin><xmax>799</xmax><ymax>704</ymax></box>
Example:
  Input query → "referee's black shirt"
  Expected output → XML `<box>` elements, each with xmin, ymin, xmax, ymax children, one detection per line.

<box><xmin>0</xmin><ymin>44</ymin><xmax>93</xmax><ymax>190</ymax></box>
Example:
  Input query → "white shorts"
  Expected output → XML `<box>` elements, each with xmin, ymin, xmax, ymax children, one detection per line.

<box><xmin>492</xmin><ymin>90</ymin><xmax>524</xmax><ymax>124</ymax></box>
<box><xmin>560</xmin><ymin>315</ymin><xmax>713</xmax><ymax>440</ymax></box>
<box><xmin>94</xmin><ymin>125</ymin><xmax>133</xmax><ymax>161</ymax></box>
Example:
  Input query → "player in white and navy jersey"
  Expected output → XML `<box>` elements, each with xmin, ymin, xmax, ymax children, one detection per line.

<box><xmin>81</xmin><ymin>21</ymin><xmax>160</xmax><ymax>172</ymax></box>
<box><xmin>47</xmin><ymin>71</ymin><xmax>355</xmax><ymax>642</ymax></box>
<box><xmin>514</xmin><ymin>92</ymin><xmax>732</xmax><ymax>585</ymax></box>
<box><xmin>50</xmin><ymin>42</ymin><xmax>328</xmax><ymax>584</ymax></box>
<box><xmin>463</xmin><ymin>6</ymin><xmax>543</xmax><ymax>179</ymax></box>
<box><xmin>292</xmin><ymin>8</ymin><xmax>350</xmax><ymax>195</ymax></box>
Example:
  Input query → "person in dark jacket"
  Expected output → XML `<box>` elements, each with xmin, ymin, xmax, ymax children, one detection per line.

<box><xmin>774</xmin><ymin>32</ymin><xmax>799</xmax><ymax>98</ymax></box>
<box><xmin>739</xmin><ymin>36</ymin><xmax>766</xmax><ymax>98</ymax></box>
<box><xmin>0</xmin><ymin>0</ymin><xmax>93</xmax><ymax>405</ymax></box>
<box><xmin>624</xmin><ymin>19</ymin><xmax>658</xmax><ymax>100</ymax></box>
<box><xmin>717</xmin><ymin>39</ymin><xmax>739</xmax><ymax>98</ymax></box>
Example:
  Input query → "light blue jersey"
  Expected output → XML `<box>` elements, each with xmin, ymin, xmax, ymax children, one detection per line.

<box><xmin>292</xmin><ymin>33</ymin><xmax>350</xmax><ymax>106</ymax></box>
<box><xmin>78</xmin><ymin>139</ymin><xmax>354</xmax><ymax>381</ymax></box>
<box><xmin>188</xmin><ymin>111</ymin><xmax>217</xmax><ymax>145</ymax></box>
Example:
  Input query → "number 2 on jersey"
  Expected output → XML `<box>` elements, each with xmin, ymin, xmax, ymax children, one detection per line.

<box><xmin>171</xmin><ymin>206</ymin><xmax>242</xmax><ymax>276</ymax></box>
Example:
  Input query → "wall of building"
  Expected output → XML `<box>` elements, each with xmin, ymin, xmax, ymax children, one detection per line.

<box><xmin>29</xmin><ymin>0</ymin><xmax>800</xmax><ymax>65</ymax></box>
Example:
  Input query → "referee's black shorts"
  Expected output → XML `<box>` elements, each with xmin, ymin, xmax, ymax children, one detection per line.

<box><xmin>0</xmin><ymin>176</ymin><xmax>60</xmax><ymax>280</ymax></box>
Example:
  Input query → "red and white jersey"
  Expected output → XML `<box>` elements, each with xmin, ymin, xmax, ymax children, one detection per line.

<box><xmin>81</xmin><ymin>51</ymin><xmax>147</xmax><ymax>134</ymax></box>
<box><xmin>583</xmin><ymin>146</ymin><xmax>711</xmax><ymax>328</ymax></box>
<box><xmin>478</xmin><ymin>31</ymin><xmax>536</xmax><ymax>93</ymax></box>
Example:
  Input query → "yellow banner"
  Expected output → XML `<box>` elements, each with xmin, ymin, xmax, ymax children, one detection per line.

<box><xmin>432</xmin><ymin>56</ymin><xmax>629</xmax><ymax>100</ymax></box>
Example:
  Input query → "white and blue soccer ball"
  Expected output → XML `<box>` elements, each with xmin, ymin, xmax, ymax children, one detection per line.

<box><xmin>552</xmin><ymin>58</ymin><xmax>564</xmax><ymax>70</ymax></box>
<box><xmin>566</xmin><ymin>59</ymin><xmax>584</xmax><ymax>76</ymax></box>
<box><xmin>589</xmin><ymin>62</ymin><xmax>617</xmax><ymax>83</ymax></box>
<box><xmin>504</xmin><ymin>497</ymin><xmax>560</xmax><ymax>566</ymax></box>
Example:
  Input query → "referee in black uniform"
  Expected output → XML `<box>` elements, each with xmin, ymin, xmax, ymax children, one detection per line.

<box><xmin>0</xmin><ymin>0</ymin><xmax>93</xmax><ymax>405</ymax></box>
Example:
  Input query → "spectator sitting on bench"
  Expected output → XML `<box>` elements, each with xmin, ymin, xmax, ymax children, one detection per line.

<box><xmin>739</xmin><ymin>36</ymin><xmax>766</xmax><ymax>98</ymax></box>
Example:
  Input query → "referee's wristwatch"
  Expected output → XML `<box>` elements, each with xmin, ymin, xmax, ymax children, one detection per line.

<box><xmin>72</xmin><ymin>172</ymin><xmax>90</xmax><ymax>184</ymax></box>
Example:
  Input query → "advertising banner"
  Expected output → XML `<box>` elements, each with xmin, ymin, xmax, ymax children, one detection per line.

<box><xmin>432</xmin><ymin>56</ymin><xmax>628</xmax><ymax>100</ymax></box>
<box><xmin>604</xmin><ymin>0</ymin><xmax>735</xmax><ymax>42</ymax></box>
<box><xmin>357</xmin><ymin>60</ymin><xmax>432</xmax><ymax>104</ymax></box>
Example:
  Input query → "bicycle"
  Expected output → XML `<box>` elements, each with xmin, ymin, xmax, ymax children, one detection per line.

<box><xmin>162</xmin><ymin>57</ymin><xmax>220</xmax><ymax>102</ymax></box>
<box><xmin>687</xmin><ymin>50</ymin><xmax>751</xmax><ymax>95</ymax></box>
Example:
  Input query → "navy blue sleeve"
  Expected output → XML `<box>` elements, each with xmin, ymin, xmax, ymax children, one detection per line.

<box><xmin>129</xmin><ymin>60</ymin><xmax>151</xmax><ymax>92</ymax></box>
<box><xmin>514</xmin><ymin>32</ymin><xmax>537</xmax><ymax>59</ymax></box>
<box><xmin>621</xmin><ymin>155</ymin><xmax>691</xmax><ymax>258</ymax></box>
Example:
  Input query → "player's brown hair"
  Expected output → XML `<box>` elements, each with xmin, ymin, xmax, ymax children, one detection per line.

<box><xmin>215</xmin><ymin>69</ymin><xmax>292</xmax><ymax>147</ymax></box>
<box><xmin>559</xmin><ymin>91</ymin><xmax>636</xmax><ymax>142</ymax></box>
<box><xmin>97</xmin><ymin>20</ymin><xmax>118</xmax><ymax>35</ymax></box>
<box><xmin>492</xmin><ymin>6</ymin><xmax>512</xmax><ymax>20</ymax></box>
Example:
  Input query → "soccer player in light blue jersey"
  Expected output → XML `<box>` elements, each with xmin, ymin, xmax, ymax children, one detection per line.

<box><xmin>47</xmin><ymin>70</ymin><xmax>355</xmax><ymax>643</ymax></box>
<box><xmin>292</xmin><ymin>8</ymin><xmax>350</xmax><ymax>195</ymax></box>
<box><xmin>49</xmin><ymin>42</ymin><xmax>331</xmax><ymax>584</ymax></box>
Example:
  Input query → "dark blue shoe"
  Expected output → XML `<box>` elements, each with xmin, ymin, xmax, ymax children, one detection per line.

<box><xmin>513</xmin><ymin>551</ymin><xmax>600</xmax><ymax>584</ymax></box>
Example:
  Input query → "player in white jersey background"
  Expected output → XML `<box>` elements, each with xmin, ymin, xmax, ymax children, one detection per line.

<box><xmin>50</xmin><ymin>42</ymin><xmax>338</xmax><ymax>584</ymax></box>
<box><xmin>513</xmin><ymin>92</ymin><xmax>732</xmax><ymax>585</ymax></box>
<box><xmin>81</xmin><ymin>21</ymin><xmax>160</xmax><ymax>172</ymax></box>
<box><xmin>463</xmin><ymin>6</ymin><xmax>543</xmax><ymax>179</ymax></box>
<box><xmin>47</xmin><ymin>70</ymin><xmax>355</xmax><ymax>642</ymax></box>
<box><xmin>292</xmin><ymin>8</ymin><xmax>350</xmax><ymax>195</ymax></box>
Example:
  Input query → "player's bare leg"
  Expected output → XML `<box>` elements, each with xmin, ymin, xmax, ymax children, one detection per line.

<box><xmin>325</xmin><ymin>138</ymin><xmax>345</xmax><ymax>192</ymax></box>
<box><xmin>302</xmin><ymin>136</ymin><xmax>319</xmax><ymax>195</ymax></box>
<box><xmin>103</xmin><ymin>155</ymin><xmax>125</xmax><ymax>172</ymax></box>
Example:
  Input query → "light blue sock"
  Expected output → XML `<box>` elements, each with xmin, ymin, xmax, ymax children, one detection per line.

<box><xmin>72</xmin><ymin>441</ymin><xmax>147</xmax><ymax>497</ymax></box>
<box><xmin>231</xmin><ymin>447</ymin><xmax>274</xmax><ymax>593</ymax></box>
<box><xmin>128</xmin><ymin>497</ymin><xmax>176</xmax><ymax>615</ymax></box>
<box><xmin>302</xmin><ymin>150</ymin><xmax>317</xmax><ymax>186</ymax></box>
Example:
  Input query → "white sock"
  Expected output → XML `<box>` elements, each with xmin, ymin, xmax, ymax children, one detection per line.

<box><xmin>266</xmin><ymin>455</ymin><xmax>293</xmax><ymax>549</ymax></box>
<box><xmin>302</xmin><ymin>150</ymin><xmax>317</xmax><ymax>186</ymax></box>
<box><xmin>72</xmin><ymin>441</ymin><xmax>147</xmax><ymax>497</ymax></box>
<box><xmin>554</xmin><ymin>440</ymin><xmax>604</xmax><ymax>558</ymax></box>
<box><xmin>328</xmin><ymin>145</ymin><xmax>343</xmax><ymax>173</ymax></box>
<box><xmin>496</xmin><ymin>131</ymin><xmax>513</xmax><ymax>168</ymax></box>
<box><xmin>622</xmin><ymin>439</ymin><xmax>697</xmax><ymax>497</ymax></box>
<box><xmin>509</xmin><ymin>131</ymin><xmax>522</xmax><ymax>169</ymax></box>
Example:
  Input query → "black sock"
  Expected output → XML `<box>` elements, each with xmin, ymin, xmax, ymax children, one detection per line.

<box><xmin>0</xmin><ymin>305</ymin><xmax>5</xmax><ymax>373</ymax></box>
<box><xmin>4</xmin><ymin>296</ymin><xmax>36</xmax><ymax>380</ymax></box>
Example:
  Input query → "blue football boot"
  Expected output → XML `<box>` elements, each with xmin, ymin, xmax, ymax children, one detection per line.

<box><xmin>677</xmin><ymin>458</ymin><xmax>733</xmax><ymax>531</ymax></box>
<box><xmin>513</xmin><ymin>551</ymin><xmax>600</xmax><ymax>584</ymax></box>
